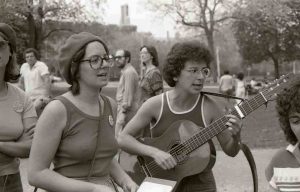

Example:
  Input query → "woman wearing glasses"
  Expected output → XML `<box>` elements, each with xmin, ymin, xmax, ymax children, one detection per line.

<box><xmin>118</xmin><ymin>41</ymin><xmax>242</xmax><ymax>192</ymax></box>
<box><xmin>28</xmin><ymin>32</ymin><xmax>137</xmax><ymax>192</ymax></box>
<box><xmin>139</xmin><ymin>45</ymin><xmax>163</xmax><ymax>105</ymax></box>
<box><xmin>0</xmin><ymin>23</ymin><xmax>37</xmax><ymax>192</ymax></box>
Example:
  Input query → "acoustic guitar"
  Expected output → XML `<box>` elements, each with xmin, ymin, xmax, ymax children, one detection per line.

<box><xmin>119</xmin><ymin>73</ymin><xmax>300</xmax><ymax>185</ymax></box>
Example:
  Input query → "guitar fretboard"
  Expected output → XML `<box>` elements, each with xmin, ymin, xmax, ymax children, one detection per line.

<box><xmin>171</xmin><ymin>92</ymin><xmax>267</xmax><ymax>155</ymax></box>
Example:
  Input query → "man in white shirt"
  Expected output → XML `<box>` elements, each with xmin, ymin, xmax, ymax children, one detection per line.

<box><xmin>219</xmin><ymin>70</ymin><xmax>235</xmax><ymax>96</ymax></box>
<box><xmin>19</xmin><ymin>48</ymin><xmax>51</xmax><ymax>115</ymax></box>
<box><xmin>114</xmin><ymin>49</ymin><xmax>139</xmax><ymax>137</ymax></box>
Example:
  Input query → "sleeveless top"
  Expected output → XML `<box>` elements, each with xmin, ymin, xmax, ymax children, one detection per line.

<box><xmin>52</xmin><ymin>95</ymin><xmax>118</xmax><ymax>182</ymax></box>
<box><xmin>139</xmin><ymin>67</ymin><xmax>163</xmax><ymax>105</ymax></box>
<box><xmin>151</xmin><ymin>92</ymin><xmax>211</xmax><ymax>139</ymax></box>
<box><xmin>267</xmin><ymin>143</ymin><xmax>300</xmax><ymax>191</ymax></box>
<box><xmin>150</xmin><ymin>92</ymin><xmax>217</xmax><ymax>190</ymax></box>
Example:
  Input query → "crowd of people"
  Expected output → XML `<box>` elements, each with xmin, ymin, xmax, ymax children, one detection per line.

<box><xmin>0</xmin><ymin>22</ymin><xmax>299</xmax><ymax>192</ymax></box>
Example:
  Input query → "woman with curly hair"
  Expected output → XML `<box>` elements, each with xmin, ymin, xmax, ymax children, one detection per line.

<box><xmin>118</xmin><ymin>41</ymin><xmax>243</xmax><ymax>192</ymax></box>
<box><xmin>265</xmin><ymin>83</ymin><xmax>300</xmax><ymax>192</ymax></box>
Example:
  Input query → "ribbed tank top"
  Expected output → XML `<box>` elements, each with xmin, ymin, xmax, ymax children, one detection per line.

<box><xmin>52</xmin><ymin>95</ymin><xmax>118</xmax><ymax>180</ymax></box>
<box><xmin>151</xmin><ymin>92</ymin><xmax>205</xmax><ymax>136</ymax></box>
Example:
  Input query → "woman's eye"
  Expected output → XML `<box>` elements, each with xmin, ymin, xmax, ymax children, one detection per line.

<box><xmin>290</xmin><ymin>118</ymin><xmax>300</xmax><ymax>124</ymax></box>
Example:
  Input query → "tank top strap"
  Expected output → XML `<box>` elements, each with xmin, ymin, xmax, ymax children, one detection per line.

<box><xmin>53</xmin><ymin>96</ymin><xmax>71</xmax><ymax>134</ymax></box>
<box><xmin>99</xmin><ymin>94</ymin><xmax>113</xmax><ymax>117</ymax></box>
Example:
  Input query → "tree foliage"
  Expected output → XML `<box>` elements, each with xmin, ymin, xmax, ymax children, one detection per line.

<box><xmin>232</xmin><ymin>0</ymin><xmax>300</xmax><ymax>78</ymax></box>
<box><xmin>0</xmin><ymin>0</ymin><xmax>105</xmax><ymax>53</ymax></box>
<box><xmin>146</xmin><ymin>0</ymin><xmax>237</xmax><ymax>81</ymax></box>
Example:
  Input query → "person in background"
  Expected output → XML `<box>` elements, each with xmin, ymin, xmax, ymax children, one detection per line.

<box><xmin>139</xmin><ymin>45</ymin><xmax>163</xmax><ymax>105</ymax></box>
<box><xmin>19</xmin><ymin>48</ymin><xmax>51</xmax><ymax>115</ymax></box>
<box><xmin>0</xmin><ymin>23</ymin><xmax>37</xmax><ymax>192</ymax></box>
<box><xmin>219</xmin><ymin>70</ymin><xmax>234</xmax><ymax>96</ymax></box>
<box><xmin>118</xmin><ymin>41</ymin><xmax>243</xmax><ymax>192</ymax></box>
<box><xmin>235</xmin><ymin>72</ymin><xmax>246</xmax><ymax>103</ymax></box>
<box><xmin>114</xmin><ymin>49</ymin><xmax>139</xmax><ymax>138</ymax></box>
<box><xmin>28</xmin><ymin>32</ymin><xmax>137</xmax><ymax>192</ymax></box>
<box><xmin>265</xmin><ymin>82</ymin><xmax>300</xmax><ymax>192</ymax></box>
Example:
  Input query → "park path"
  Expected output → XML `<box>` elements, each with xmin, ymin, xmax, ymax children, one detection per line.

<box><xmin>21</xmin><ymin>148</ymin><xmax>276</xmax><ymax>192</ymax></box>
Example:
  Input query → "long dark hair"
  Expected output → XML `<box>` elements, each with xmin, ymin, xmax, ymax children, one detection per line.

<box><xmin>0</xmin><ymin>33</ymin><xmax>20</xmax><ymax>82</ymax></box>
<box><xmin>140</xmin><ymin>45</ymin><xmax>159</xmax><ymax>67</ymax></box>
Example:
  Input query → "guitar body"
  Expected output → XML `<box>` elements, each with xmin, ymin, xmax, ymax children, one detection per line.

<box><xmin>119</xmin><ymin>120</ymin><xmax>216</xmax><ymax>184</ymax></box>
<box><xmin>118</xmin><ymin>73</ymin><xmax>300</xmax><ymax>187</ymax></box>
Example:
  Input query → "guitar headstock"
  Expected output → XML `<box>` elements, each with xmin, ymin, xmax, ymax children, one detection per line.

<box><xmin>261</xmin><ymin>73</ymin><xmax>300</xmax><ymax>101</ymax></box>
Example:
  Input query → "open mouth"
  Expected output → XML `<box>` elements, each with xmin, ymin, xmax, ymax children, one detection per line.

<box><xmin>192</xmin><ymin>83</ymin><xmax>203</xmax><ymax>89</ymax></box>
<box><xmin>97</xmin><ymin>72</ymin><xmax>108</xmax><ymax>77</ymax></box>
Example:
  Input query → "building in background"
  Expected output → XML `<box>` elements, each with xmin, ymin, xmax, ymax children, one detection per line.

<box><xmin>120</xmin><ymin>4</ymin><xmax>130</xmax><ymax>26</ymax></box>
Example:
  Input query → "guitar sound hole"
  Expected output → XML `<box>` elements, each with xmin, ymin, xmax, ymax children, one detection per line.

<box><xmin>171</xmin><ymin>144</ymin><xmax>188</xmax><ymax>164</ymax></box>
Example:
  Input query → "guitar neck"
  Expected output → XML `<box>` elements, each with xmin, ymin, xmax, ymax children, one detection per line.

<box><xmin>179</xmin><ymin>93</ymin><xmax>267</xmax><ymax>154</ymax></box>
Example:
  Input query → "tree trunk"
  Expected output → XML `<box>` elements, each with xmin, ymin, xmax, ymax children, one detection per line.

<box><xmin>269</xmin><ymin>52</ymin><xmax>280</xmax><ymax>79</ymax></box>
<box><xmin>206</xmin><ymin>31</ymin><xmax>217</xmax><ymax>82</ymax></box>
<box><xmin>27</xmin><ymin>13</ymin><xmax>37</xmax><ymax>49</ymax></box>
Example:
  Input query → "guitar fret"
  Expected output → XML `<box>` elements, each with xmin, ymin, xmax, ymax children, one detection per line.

<box><xmin>143</xmin><ymin>74</ymin><xmax>297</xmax><ymax>180</ymax></box>
<box><xmin>238</xmin><ymin>104</ymin><xmax>247</xmax><ymax>117</ymax></box>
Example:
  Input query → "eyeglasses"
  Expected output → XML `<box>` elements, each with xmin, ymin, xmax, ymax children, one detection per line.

<box><xmin>114</xmin><ymin>56</ymin><xmax>125</xmax><ymax>60</ymax></box>
<box><xmin>183</xmin><ymin>67</ymin><xmax>210</xmax><ymax>77</ymax></box>
<box><xmin>0</xmin><ymin>40</ymin><xmax>8</xmax><ymax>50</ymax></box>
<box><xmin>80</xmin><ymin>55</ymin><xmax>111</xmax><ymax>70</ymax></box>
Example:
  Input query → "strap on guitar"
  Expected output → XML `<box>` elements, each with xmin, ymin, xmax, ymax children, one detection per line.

<box><xmin>201</xmin><ymin>91</ymin><xmax>258</xmax><ymax>192</ymax></box>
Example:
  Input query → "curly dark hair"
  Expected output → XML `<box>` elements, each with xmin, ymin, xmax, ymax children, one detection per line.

<box><xmin>276</xmin><ymin>82</ymin><xmax>300</xmax><ymax>145</ymax></box>
<box><xmin>163</xmin><ymin>41</ymin><xmax>212</xmax><ymax>87</ymax></box>
<box><xmin>23</xmin><ymin>48</ymin><xmax>40</xmax><ymax>60</ymax></box>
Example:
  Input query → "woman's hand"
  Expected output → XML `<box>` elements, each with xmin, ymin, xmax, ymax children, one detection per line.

<box><xmin>225</xmin><ymin>114</ymin><xmax>242</xmax><ymax>139</ymax></box>
<box><xmin>121</xmin><ymin>179</ymin><xmax>138</xmax><ymax>192</ymax></box>
<box><xmin>151</xmin><ymin>149</ymin><xmax>177</xmax><ymax>170</ymax></box>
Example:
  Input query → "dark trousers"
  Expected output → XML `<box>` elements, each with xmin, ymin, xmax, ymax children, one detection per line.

<box><xmin>175</xmin><ymin>170</ymin><xmax>216</xmax><ymax>192</ymax></box>
<box><xmin>0</xmin><ymin>173</ymin><xmax>23</xmax><ymax>192</ymax></box>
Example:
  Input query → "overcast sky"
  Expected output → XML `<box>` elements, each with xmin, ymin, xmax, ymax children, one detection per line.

<box><xmin>102</xmin><ymin>0</ymin><xmax>176</xmax><ymax>38</ymax></box>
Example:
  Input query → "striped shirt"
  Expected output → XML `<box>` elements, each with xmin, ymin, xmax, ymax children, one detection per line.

<box><xmin>266</xmin><ymin>143</ymin><xmax>300</xmax><ymax>191</ymax></box>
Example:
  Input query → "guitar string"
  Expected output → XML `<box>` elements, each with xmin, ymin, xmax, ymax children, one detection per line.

<box><xmin>144</xmin><ymin>91</ymin><xmax>268</xmax><ymax>175</ymax></box>
<box><xmin>144</xmin><ymin>93</ymin><xmax>268</xmax><ymax>175</ymax></box>
<box><xmin>142</xmin><ymin>75</ymin><xmax>297</xmax><ymax>175</ymax></box>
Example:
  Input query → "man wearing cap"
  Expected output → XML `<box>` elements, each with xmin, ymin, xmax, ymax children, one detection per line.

<box><xmin>114</xmin><ymin>49</ymin><xmax>139</xmax><ymax>138</ymax></box>
<box><xmin>19</xmin><ymin>48</ymin><xmax>51</xmax><ymax>115</ymax></box>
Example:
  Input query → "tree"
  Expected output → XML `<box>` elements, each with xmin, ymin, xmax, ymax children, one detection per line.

<box><xmin>146</xmin><ymin>0</ymin><xmax>237</xmax><ymax>81</ymax></box>
<box><xmin>232</xmin><ymin>0</ymin><xmax>300</xmax><ymax>78</ymax></box>
<box><xmin>0</xmin><ymin>0</ymin><xmax>105</xmax><ymax>51</ymax></box>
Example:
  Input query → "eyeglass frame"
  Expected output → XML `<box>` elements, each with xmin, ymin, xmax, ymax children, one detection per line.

<box><xmin>80</xmin><ymin>54</ymin><xmax>111</xmax><ymax>70</ymax></box>
<box><xmin>113</xmin><ymin>55</ymin><xmax>126</xmax><ymax>60</ymax></box>
<box><xmin>182</xmin><ymin>67</ymin><xmax>211</xmax><ymax>77</ymax></box>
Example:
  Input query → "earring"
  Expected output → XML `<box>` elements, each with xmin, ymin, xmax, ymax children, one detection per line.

<box><xmin>173</xmin><ymin>77</ymin><xmax>178</xmax><ymax>81</ymax></box>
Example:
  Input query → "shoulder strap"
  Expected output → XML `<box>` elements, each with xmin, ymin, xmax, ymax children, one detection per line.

<box><xmin>201</xmin><ymin>91</ymin><xmax>258</xmax><ymax>192</ymax></box>
<box><xmin>201</xmin><ymin>91</ymin><xmax>244</xmax><ymax>101</ymax></box>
